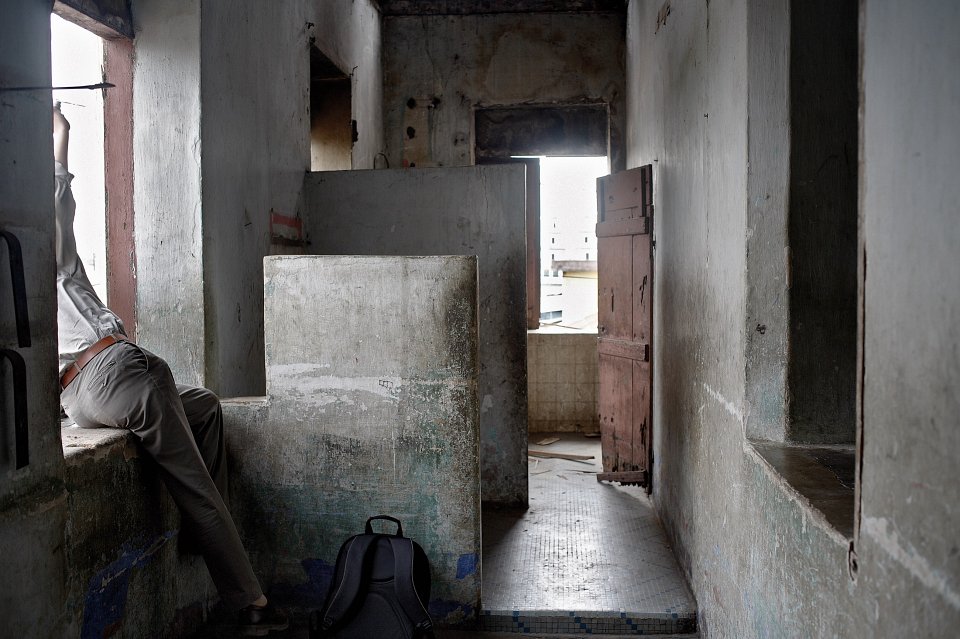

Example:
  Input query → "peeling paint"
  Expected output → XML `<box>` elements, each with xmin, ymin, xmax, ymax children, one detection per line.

<box><xmin>456</xmin><ymin>553</ymin><xmax>478</xmax><ymax>579</ymax></box>
<box><xmin>428</xmin><ymin>599</ymin><xmax>475</xmax><ymax>624</ymax></box>
<box><xmin>80</xmin><ymin>532</ymin><xmax>175</xmax><ymax>639</ymax></box>
<box><xmin>235</xmin><ymin>256</ymin><xmax>481</xmax><ymax>622</ymax></box>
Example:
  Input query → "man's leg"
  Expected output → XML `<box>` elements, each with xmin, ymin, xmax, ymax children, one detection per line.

<box><xmin>61</xmin><ymin>342</ymin><xmax>263</xmax><ymax>610</ymax></box>
<box><xmin>178</xmin><ymin>385</ymin><xmax>229</xmax><ymax>500</ymax></box>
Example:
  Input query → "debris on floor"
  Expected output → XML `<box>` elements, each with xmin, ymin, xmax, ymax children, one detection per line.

<box><xmin>485</xmin><ymin>433</ymin><xmax>697</xmax><ymax>635</ymax></box>
<box><xmin>528</xmin><ymin>449</ymin><xmax>594</xmax><ymax>461</ymax></box>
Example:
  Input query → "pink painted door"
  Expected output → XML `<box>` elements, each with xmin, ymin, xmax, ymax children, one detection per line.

<box><xmin>596</xmin><ymin>165</ymin><xmax>653</xmax><ymax>488</ymax></box>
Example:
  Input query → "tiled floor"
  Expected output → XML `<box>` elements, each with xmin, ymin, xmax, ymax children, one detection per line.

<box><xmin>192</xmin><ymin>434</ymin><xmax>698</xmax><ymax>637</ymax></box>
<box><xmin>479</xmin><ymin>434</ymin><xmax>697</xmax><ymax>635</ymax></box>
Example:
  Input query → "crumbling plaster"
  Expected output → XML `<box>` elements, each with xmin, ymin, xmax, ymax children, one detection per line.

<box><xmin>627</xmin><ymin>0</ymin><xmax>960</xmax><ymax>636</ymax></box>
<box><xmin>382</xmin><ymin>12</ymin><xmax>626</xmax><ymax>170</ymax></box>
<box><xmin>224</xmin><ymin>256</ymin><xmax>482</xmax><ymax>624</ymax></box>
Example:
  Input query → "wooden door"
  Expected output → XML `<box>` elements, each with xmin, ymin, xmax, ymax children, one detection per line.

<box><xmin>596</xmin><ymin>165</ymin><xmax>653</xmax><ymax>489</ymax></box>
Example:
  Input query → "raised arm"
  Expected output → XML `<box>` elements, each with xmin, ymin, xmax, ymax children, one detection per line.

<box><xmin>53</xmin><ymin>103</ymin><xmax>78</xmax><ymax>272</ymax></box>
<box><xmin>53</xmin><ymin>102</ymin><xmax>69</xmax><ymax>170</ymax></box>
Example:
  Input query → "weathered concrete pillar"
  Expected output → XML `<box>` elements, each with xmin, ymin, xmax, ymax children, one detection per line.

<box><xmin>229</xmin><ymin>255</ymin><xmax>481</xmax><ymax>624</ymax></box>
<box><xmin>0</xmin><ymin>2</ymin><xmax>68</xmax><ymax>635</ymax></box>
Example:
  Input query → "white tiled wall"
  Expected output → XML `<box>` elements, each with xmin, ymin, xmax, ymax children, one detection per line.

<box><xmin>527</xmin><ymin>330</ymin><xmax>599</xmax><ymax>432</ymax></box>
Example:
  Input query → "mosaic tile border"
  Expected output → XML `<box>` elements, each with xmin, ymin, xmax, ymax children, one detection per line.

<box><xmin>480</xmin><ymin>609</ymin><xmax>697</xmax><ymax>635</ymax></box>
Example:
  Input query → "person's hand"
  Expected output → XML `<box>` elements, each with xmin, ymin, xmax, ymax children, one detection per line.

<box><xmin>53</xmin><ymin>102</ymin><xmax>70</xmax><ymax>134</ymax></box>
<box><xmin>53</xmin><ymin>102</ymin><xmax>70</xmax><ymax>168</ymax></box>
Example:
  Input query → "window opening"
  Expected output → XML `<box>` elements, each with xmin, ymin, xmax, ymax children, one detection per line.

<box><xmin>750</xmin><ymin>0</ymin><xmax>860</xmax><ymax>541</ymax></box>
<box><xmin>51</xmin><ymin>14</ymin><xmax>106</xmax><ymax>302</ymax></box>
<box><xmin>787</xmin><ymin>0</ymin><xmax>858</xmax><ymax>447</ymax></box>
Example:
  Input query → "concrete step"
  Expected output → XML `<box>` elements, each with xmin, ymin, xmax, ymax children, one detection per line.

<box><xmin>196</xmin><ymin>617</ymin><xmax>698</xmax><ymax>638</ymax></box>
<box><xmin>438</xmin><ymin>631</ymin><xmax>699</xmax><ymax>639</ymax></box>
<box><xmin>476</xmin><ymin>609</ymin><xmax>697</xmax><ymax>636</ymax></box>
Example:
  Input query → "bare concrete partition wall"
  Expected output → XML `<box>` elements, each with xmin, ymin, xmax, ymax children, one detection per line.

<box><xmin>0</xmin><ymin>2</ymin><xmax>68</xmax><ymax>634</ymax></box>
<box><xmin>382</xmin><ymin>12</ymin><xmax>626</xmax><ymax>170</ymax></box>
<box><xmin>299</xmin><ymin>165</ymin><xmax>528</xmax><ymax>506</ymax></box>
<box><xmin>627</xmin><ymin>0</ymin><xmax>960</xmax><ymax>636</ymax></box>
<box><xmin>227</xmin><ymin>256</ymin><xmax>481</xmax><ymax>623</ymax></box>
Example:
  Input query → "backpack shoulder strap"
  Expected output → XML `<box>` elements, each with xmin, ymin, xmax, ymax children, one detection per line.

<box><xmin>387</xmin><ymin>536</ymin><xmax>434</xmax><ymax>637</ymax></box>
<box><xmin>319</xmin><ymin>534</ymin><xmax>379</xmax><ymax>632</ymax></box>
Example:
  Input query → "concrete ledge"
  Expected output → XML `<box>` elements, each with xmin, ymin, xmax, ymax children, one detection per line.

<box><xmin>744</xmin><ymin>440</ymin><xmax>851</xmax><ymax>548</ymax></box>
<box><xmin>59</xmin><ymin>422</ymin><xmax>215</xmax><ymax>638</ymax></box>
<box><xmin>61</xmin><ymin>422</ymin><xmax>131</xmax><ymax>462</ymax></box>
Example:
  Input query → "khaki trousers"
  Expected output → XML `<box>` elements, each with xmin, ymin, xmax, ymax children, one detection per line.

<box><xmin>60</xmin><ymin>341</ymin><xmax>262</xmax><ymax>609</ymax></box>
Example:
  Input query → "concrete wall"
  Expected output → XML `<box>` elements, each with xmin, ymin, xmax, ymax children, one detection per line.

<box><xmin>61</xmin><ymin>429</ymin><xmax>213</xmax><ymax>638</ymax></box>
<box><xmin>299</xmin><ymin>165</ymin><xmax>528</xmax><ymax>506</ymax></box>
<box><xmin>382</xmin><ymin>12</ymin><xmax>626</xmax><ymax>170</ymax></box>
<box><xmin>132</xmin><ymin>0</ymin><xmax>383</xmax><ymax>395</ymax></box>
<box><xmin>743</xmin><ymin>0</ymin><xmax>790</xmax><ymax>443</ymax></box>
<box><xmin>627</xmin><ymin>0</ymin><xmax>960</xmax><ymax>636</ymax></box>
<box><xmin>132</xmin><ymin>0</ymin><xmax>206</xmax><ymax>387</ymax></box>
<box><xmin>199</xmin><ymin>0</ymin><xmax>384</xmax><ymax>396</ymax></box>
<box><xmin>0</xmin><ymin>1</ymin><xmax>70</xmax><ymax>635</ymax></box>
<box><xmin>0</xmin><ymin>1</ymin><xmax>383</xmax><ymax>634</ymax></box>
<box><xmin>528</xmin><ymin>331</ymin><xmax>599</xmax><ymax>433</ymax></box>
<box><xmin>225</xmin><ymin>256</ymin><xmax>481</xmax><ymax>624</ymax></box>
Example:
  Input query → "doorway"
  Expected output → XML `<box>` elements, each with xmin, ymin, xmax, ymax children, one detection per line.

<box><xmin>309</xmin><ymin>46</ymin><xmax>352</xmax><ymax>172</ymax></box>
<box><xmin>472</xmin><ymin>105</ymin><xmax>696</xmax><ymax>629</ymax></box>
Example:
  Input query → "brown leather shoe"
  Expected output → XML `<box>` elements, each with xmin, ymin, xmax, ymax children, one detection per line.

<box><xmin>238</xmin><ymin>601</ymin><xmax>289</xmax><ymax>636</ymax></box>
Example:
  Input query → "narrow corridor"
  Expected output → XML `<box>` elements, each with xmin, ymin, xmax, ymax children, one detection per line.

<box><xmin>480</xmin><ymin>434</ymin><xmax>697</xmax><ymax>635</ymax></box>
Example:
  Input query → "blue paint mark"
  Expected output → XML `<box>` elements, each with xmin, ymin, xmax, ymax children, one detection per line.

<box><xmin>428</xmin><ymin>599</ymin><xmax>474</xmax><ymax>622</ymax></box>
<box><xmin>455</xmin><ymin>553</ymin><xmax>478</xmax><ymax>579</ymax></box>
<box><xmin>80</xmin><ymin>531</ymin><xmax>175</xmax><ymax>639</ymax></box>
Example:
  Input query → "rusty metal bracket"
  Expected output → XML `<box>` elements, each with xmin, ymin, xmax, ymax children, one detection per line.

<box><xmin>0</xmin><ymin>349</ymin><xmax>29</xmax><ymax>469</ymax></box>
<box><xmin>0</xmin><ymin>230</ymin><xmax>31</xmax><ymax>347</ymax></box>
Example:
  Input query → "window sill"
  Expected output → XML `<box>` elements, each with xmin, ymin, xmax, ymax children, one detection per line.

<box><xmin>748</xmin><ymin>439</ymin><xmax>856</xmax><ymax>539</ymax></box>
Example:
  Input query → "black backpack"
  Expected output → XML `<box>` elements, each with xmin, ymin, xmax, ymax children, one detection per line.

<box><xmin>309</xmin><ymin>515</ymin><xmax>434</xmax><ymax>639</ymax></box>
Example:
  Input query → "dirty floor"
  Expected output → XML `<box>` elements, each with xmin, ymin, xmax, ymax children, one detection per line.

<box><xmin>192</xmin><ymin>433</ymin><xmax>697</xmax><ymax>637</ymax></box>
<box><xmin>479</xmin><ymin>433</ymin><xmax>696</xmax><ymax>635</ymax></box>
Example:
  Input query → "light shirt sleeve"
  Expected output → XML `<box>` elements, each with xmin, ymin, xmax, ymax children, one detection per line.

<box><xmin>55</xmin><ymin>162</ymin><xmax>126</xmax><ymax>376</ymax></box>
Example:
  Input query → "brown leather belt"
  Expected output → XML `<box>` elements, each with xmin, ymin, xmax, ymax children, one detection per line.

<box><xmin>60</xmin><ymin>333</ymin><xmax>128</xmax><ymax>390</ymax></box>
